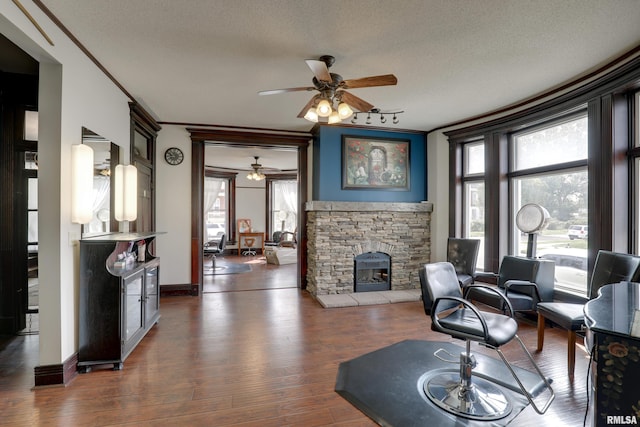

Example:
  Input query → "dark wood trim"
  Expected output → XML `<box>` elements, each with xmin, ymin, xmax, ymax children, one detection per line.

<box><xmin>159</xmin><ymin>284</ymin><xmax>193</xmax><ymax>297</ymax></box>
<box><xmin>34</xmin><ymin>352</ymin><xmax>78</xmax><ymax>387</ymax></box>
<box><xmin>130</xmin><ymin>102</ymin><xmax>162</xmax><ymax>133</ymax></box>
<box><xmin>188</xmin><ymin>128</ymin><xmax>311</xmax><ymax>146</ymax></box>
<box><xmin>448</xmin><ymin>141</ymin><xmax>461</xmax><ymax>237</ymax></box>
<box><xmin>191</xmin><ymin>141</ymin><xmax>205</xmax><ymax>296</ymax></box>
<box><xmin>189</xmin><ymin>128</ymin><xmax>310</xmax><ymax>292</ymax></box>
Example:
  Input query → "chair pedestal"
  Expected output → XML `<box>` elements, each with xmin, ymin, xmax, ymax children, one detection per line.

<box><xmin>424</xmin><ymin>344</ymin><xmax>512</xmax><ymax>421</ymax></box>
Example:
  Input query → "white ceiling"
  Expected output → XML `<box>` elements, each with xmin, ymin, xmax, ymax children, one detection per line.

<box><xmin>36</xmin><ymin>0</ymin><xmax>640</xmax><ymax>169</ymax></box>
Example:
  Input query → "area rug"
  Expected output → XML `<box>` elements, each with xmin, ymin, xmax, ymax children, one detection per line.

<box><xmin>335</xmin><ymin>340</ymin><xmax>547</xmax><ymax>426</ymax></box>
<box><xmin>204</xmin><ymin>263</ymin><xmax>252</xmax><ymax>275</ymax></box>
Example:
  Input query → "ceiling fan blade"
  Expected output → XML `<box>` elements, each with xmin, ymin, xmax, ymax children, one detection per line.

<box><xmin>297</xmin><ymin>94</ymin><xmax>320</xmax><ymax>118</ymax></box>
<box><xmin>339</xmin><ymin>91</ymin><xmax>374</xmax><ymax>113</ymax></box>
<box><xmin>258</xmin><ymin>86</ymin><xmax>314</xmax><ymax>96</ymax></box>
<box><xmin>305</xmin><ymin>59</ymin><xmax>332</xmax><ymax>82</ymax></box>
<box><xmin>342</xmin><ymin>74</ymin><xmax>398</xmax><ymax>89</ymax></box>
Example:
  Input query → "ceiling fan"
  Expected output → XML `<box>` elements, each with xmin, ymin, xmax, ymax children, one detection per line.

<box><xmin>258</xmin><ymin>55</ymin><xmax>397</xmax><ymax>124</ymax></box>
<box><xmin>247</xmin><ymin>156</ymin><xmax>267</xmax><ymax>180</ymax></box>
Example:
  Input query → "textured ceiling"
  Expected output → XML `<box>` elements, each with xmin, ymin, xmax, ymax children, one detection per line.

<box><xmin>30</xmin><ymin>0</ymin><xmax>640</xmax><ymax>170</ymax></box>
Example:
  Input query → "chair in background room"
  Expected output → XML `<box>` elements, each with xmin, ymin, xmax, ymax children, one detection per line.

<box><xmin>467</xmin><ymin>255</ymin><xmax>555</xmax><ymax>314</ymax></box>
<box><xmin>420</xmin><ymin>262</ymin><xmax>554</xmax><ymax>419</ymax></box>
<box><xmin>446</xmin><ymin>237</ymin><xmax>480</xmax><ymax>287</ymax></box>
<box><xmin>536</xmin><ymin>250</ymin><xmax>640</xmax><ymax>379</ymax></box>
<box><xmin>204</xmin><ymin>233</ymin><xmax>226</xmax><ymax>269</ymax></box>
<box><xmin>278</xmin><ymin>230</ymin><xmax>297</xmax><ymax>248</ymax></box>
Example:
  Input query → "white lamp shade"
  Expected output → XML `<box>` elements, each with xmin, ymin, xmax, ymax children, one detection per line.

<box><xmin>303</xmin><ymin>108</ymin><xmax>318</xmax><ymax>123</ymax></box>
<box><xmin>114</xmin><ymin>164</ymin><xmax>138</xmax><ymax>221</ymax></box>
<box><xmin>337</xmin><ymin>102</ymin><xmax>353</xmax><ymax>119</ymax></box>
<box><xmin>328</xmin><ymin>111</ymin><xmax>341</xmax><ymax>124</ymax></box>
<box><xmin>316</xmin><ymin>99</ymin><xmax>332</xmax><ymax>117</ymax></box>
<box><xmin>71</xmin><ymin>144</ymin><xmax>94</xmax><ymax>224</ymax></box>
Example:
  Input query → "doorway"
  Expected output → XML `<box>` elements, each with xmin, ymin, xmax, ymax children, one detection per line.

<box><xmin>188</xmin><ymin>128</ymin><xmax>311</xmax><ymax>296</ymax></box>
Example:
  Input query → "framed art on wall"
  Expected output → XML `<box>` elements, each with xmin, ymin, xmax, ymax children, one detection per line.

<box><xmin>342</xmin><ymin>135</ymin><xmax>410</xmax><ymax>190</ymax></box>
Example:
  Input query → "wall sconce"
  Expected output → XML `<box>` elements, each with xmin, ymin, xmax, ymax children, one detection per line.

<box><xmin>24</xmin><ymin>110</ymin><xmax>38</xmax><ymax>141</ymax></box>
<box><xmin>114</xmin><ymin>164</ymin><xmax>137</xmax><ymax>221</ymax></box>
<box><xmin>71</xmin><ymin>144</ymin><xmax>94</xmax><ymax>224</ymax></box>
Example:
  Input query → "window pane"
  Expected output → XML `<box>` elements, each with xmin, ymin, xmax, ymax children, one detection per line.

<box><xmin>513</xmin><ymin>116</ymin><xmax>587</xmax><ymax>171</ymax></box>
<box><xmin>204</xmin><ymin>178</ymin><xmax>227</xmax><ymax>241</ymax></box>
<box><xmin>464</xmin><ymin>181</ymin><xmax>484</xmax><ymax>269</ymax></box>
<box><xmin>464</xmin><ymin>142</ymin><xmax>484</xmax><ymax>175</ymax></box>
<box><xmin>512</xmin><ymin>170</ymin><xmax>588</xmax><ymax>296</ymax></box>
<box><xmin>133</xmin><ymin>130</ymin><xmax>148</xmax><ymax>160</ymax></box>
<box><xmin>272</xmin><ymin>180</ymin><xmax>297</xmax><ymax>233</ymax></box>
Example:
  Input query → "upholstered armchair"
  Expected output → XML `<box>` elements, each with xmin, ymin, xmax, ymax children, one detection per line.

<box><xmin>467</xmin><ymin>255</ymin><xmax>555</xmax><ymax>313</ymax></box>
<box><xmin>537</xmin><ymin>250</ymin><xmax>640</xmax><ymax>379</ymax></box>
<box><xmin>446</xmin><ymin>237</ymin><xmax>480</xmax><ymax>287</ymax></box>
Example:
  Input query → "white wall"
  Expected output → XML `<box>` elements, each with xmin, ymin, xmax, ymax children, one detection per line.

<box><xmin>1</xmin><ymin>5</ymin><xmax>132</xmax><ymax>366</ymax></box>
<box><xmin>427</xmin><ymin>131</ymin><xmax>450</xmax><ymax>263</ymax></box>
<box><xmin>155</xmin><ymin>125</ymin><xmax>192</xmax><ymax>286</ymax></box>
<box><xmin>236</xmin><ymin>175</ymin><xmax>266</xmax><ymax>233</ymax></box>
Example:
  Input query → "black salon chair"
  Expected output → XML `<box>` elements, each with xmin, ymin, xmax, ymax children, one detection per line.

<box><xmin>467</xmin><ymin>255</ymin><xmax>555</xmax><ymax>313</ymax></box>
<box><xmin>446</xmin><ymin>237</ymin><xmax>480</xmax><ymax>287</ymax></box>
<box><xmin>204</xmin><ymin>233</ymin><xmax>226</xmax><ymax>269</ymax></box>
<box><xmin>420</xmin><ymin>262</ymin><xmax>554</xmax><ymax>419</ymax></box>
<box><xmin>537</xmin><ymin>250</ymin><xmax>640</xmax><ymax>379</ymax></box>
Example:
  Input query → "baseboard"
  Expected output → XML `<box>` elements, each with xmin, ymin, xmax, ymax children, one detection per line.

<box><xmin>160</xmin><ymin>284</ymin><xmax>194</xmax><ymax>296</ymax></box>
<box><xmin>34</xmin><ymin>352</ymin><xmax>78</xmax><ymax>387</ymax></box>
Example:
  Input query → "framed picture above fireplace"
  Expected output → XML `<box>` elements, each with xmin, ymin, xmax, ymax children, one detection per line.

<box><xmin>342</xmin><ymin>135</ymin><xmax>410</xmax><ymax>190</ymax></box>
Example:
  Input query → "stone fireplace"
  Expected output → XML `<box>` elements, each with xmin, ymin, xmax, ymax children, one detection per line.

<box><xmin>305</xmin><ymin>201</ymin><xmax>433</xmax><ymax>295</ymax></box>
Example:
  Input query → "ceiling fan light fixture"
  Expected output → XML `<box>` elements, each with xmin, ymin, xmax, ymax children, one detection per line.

<box><xmin>303</xmin><ymin>108</ymin><xmax>318</xmax><ymax>123</ymax></box>
<box><xmin>247</xmin><ymin>171</ymin><xmax>265</xmax><ymax>181</ymax></box>
<box><xmin>337</xmin><ymin>102</ymin><xmax>353</xmax><ymax>119</ymax></box>
<box><xmin>328</xmin><ymin>110</ymin><xmax>341</xmax><ymax>124</ymax></box>
<box><xmin>316</xmin><ymin>99</ymin><xmax>332</xmax><ymax>117</ymax></box>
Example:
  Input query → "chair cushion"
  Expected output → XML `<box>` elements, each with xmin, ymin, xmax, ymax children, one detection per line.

<box><xmin>436</xmin><ymin>308</ymin><xmax>518</xmax><ymax>347</ymax></box>
<box><xmin>536</xmin><ymin>302</ymin><xmax>584</xmax><ymax>331</ymax></box>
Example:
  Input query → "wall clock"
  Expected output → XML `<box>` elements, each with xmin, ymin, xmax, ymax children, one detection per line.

<box><xmin>164</xmin><ymin>147</ymin><xmax>184</xmax><ymax>165</ymax></box>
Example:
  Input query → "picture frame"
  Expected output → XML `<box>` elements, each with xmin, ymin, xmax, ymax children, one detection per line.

<box><xmin>342</xmin><ymin>135</ymin><xmax>410</xmax><ymax>190</ymax></box>
<box><xmin>237</xmin><ymin>218</ymin><xmax>252</xmax><ymax>233</ymax></box>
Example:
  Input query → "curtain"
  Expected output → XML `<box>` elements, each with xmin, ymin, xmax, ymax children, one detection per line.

<box><xmin>86</xmin><ymin>175</ymin><xmax>110</xmax><ymax>233</ymax></box>
<box><xmin>204</xmin><ymin>177</ymin><xmax>224</xmax><ymax>238</ymax></box>
<box><xmin>275</xmin><ymin>180</ymin><xmax>297</xmax><ymax>231</ymax></box>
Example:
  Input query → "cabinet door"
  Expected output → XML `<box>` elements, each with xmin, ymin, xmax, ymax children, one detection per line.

<box><xmin>145</xmin><ymin>265</ymin><xmax>159</xmax><ymax>325</ymax></box>
<box><xmin>123</xmin><ymin>270</ymin><xmax>144</xmax><ymax>343</ymax></box>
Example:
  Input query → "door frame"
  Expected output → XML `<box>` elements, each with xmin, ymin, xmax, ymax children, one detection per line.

<box><xmin>188</xmin><ymin>128</ymin><xmax>311</xmax><ymax>297</ymax></box>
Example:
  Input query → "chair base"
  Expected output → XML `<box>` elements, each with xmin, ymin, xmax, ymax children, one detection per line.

<box><xmin>423</xmin><ymin>370</ymin><xmax>512</xmax><ymax>421</ymax></box>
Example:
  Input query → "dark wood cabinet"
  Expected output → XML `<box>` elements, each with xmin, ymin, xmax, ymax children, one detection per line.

<box><xmin>584</xmin><ymin>282</ymin><xmax>640</xmax><ymax>426</ymax></box>
<box><xmin>78</xmin><ymin>232</ymin><xmax>162</xmax><ymax>373</ymax></box>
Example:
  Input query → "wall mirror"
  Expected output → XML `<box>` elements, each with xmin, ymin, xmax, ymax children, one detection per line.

<box><xmin>81</xmin><ymin>127</ymin><xmax>119</xmax><ymax>235</ymax></box>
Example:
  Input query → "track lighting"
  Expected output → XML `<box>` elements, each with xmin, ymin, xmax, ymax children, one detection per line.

<box><xmin>302</xmin><ymin>97</ymin><xmax>404</xmax><ymax>126</ymax></box>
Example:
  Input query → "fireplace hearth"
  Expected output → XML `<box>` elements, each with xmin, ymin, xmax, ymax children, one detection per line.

<box><xmin>354</xmin><ymin>252</ymin><xmax>391</xmax><ymax>292</ymax></box>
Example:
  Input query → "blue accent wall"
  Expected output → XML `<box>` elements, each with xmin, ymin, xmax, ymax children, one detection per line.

<box><xmin>312</xmin><ymin>126</ymin><xmax>427</xmax><ymax>202</ymax></box>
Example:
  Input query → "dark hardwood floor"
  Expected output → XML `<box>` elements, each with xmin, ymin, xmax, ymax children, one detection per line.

<box><xmin>0</xmin><ymin>256</ymin><xmax>589</xmax><ymax>426</ymax></box>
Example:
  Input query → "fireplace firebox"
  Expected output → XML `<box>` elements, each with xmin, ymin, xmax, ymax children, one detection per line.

<box><xmin>354</xmin><ymin>252</ymin><xmax>391</xmax><ymax>292</ymax></box>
